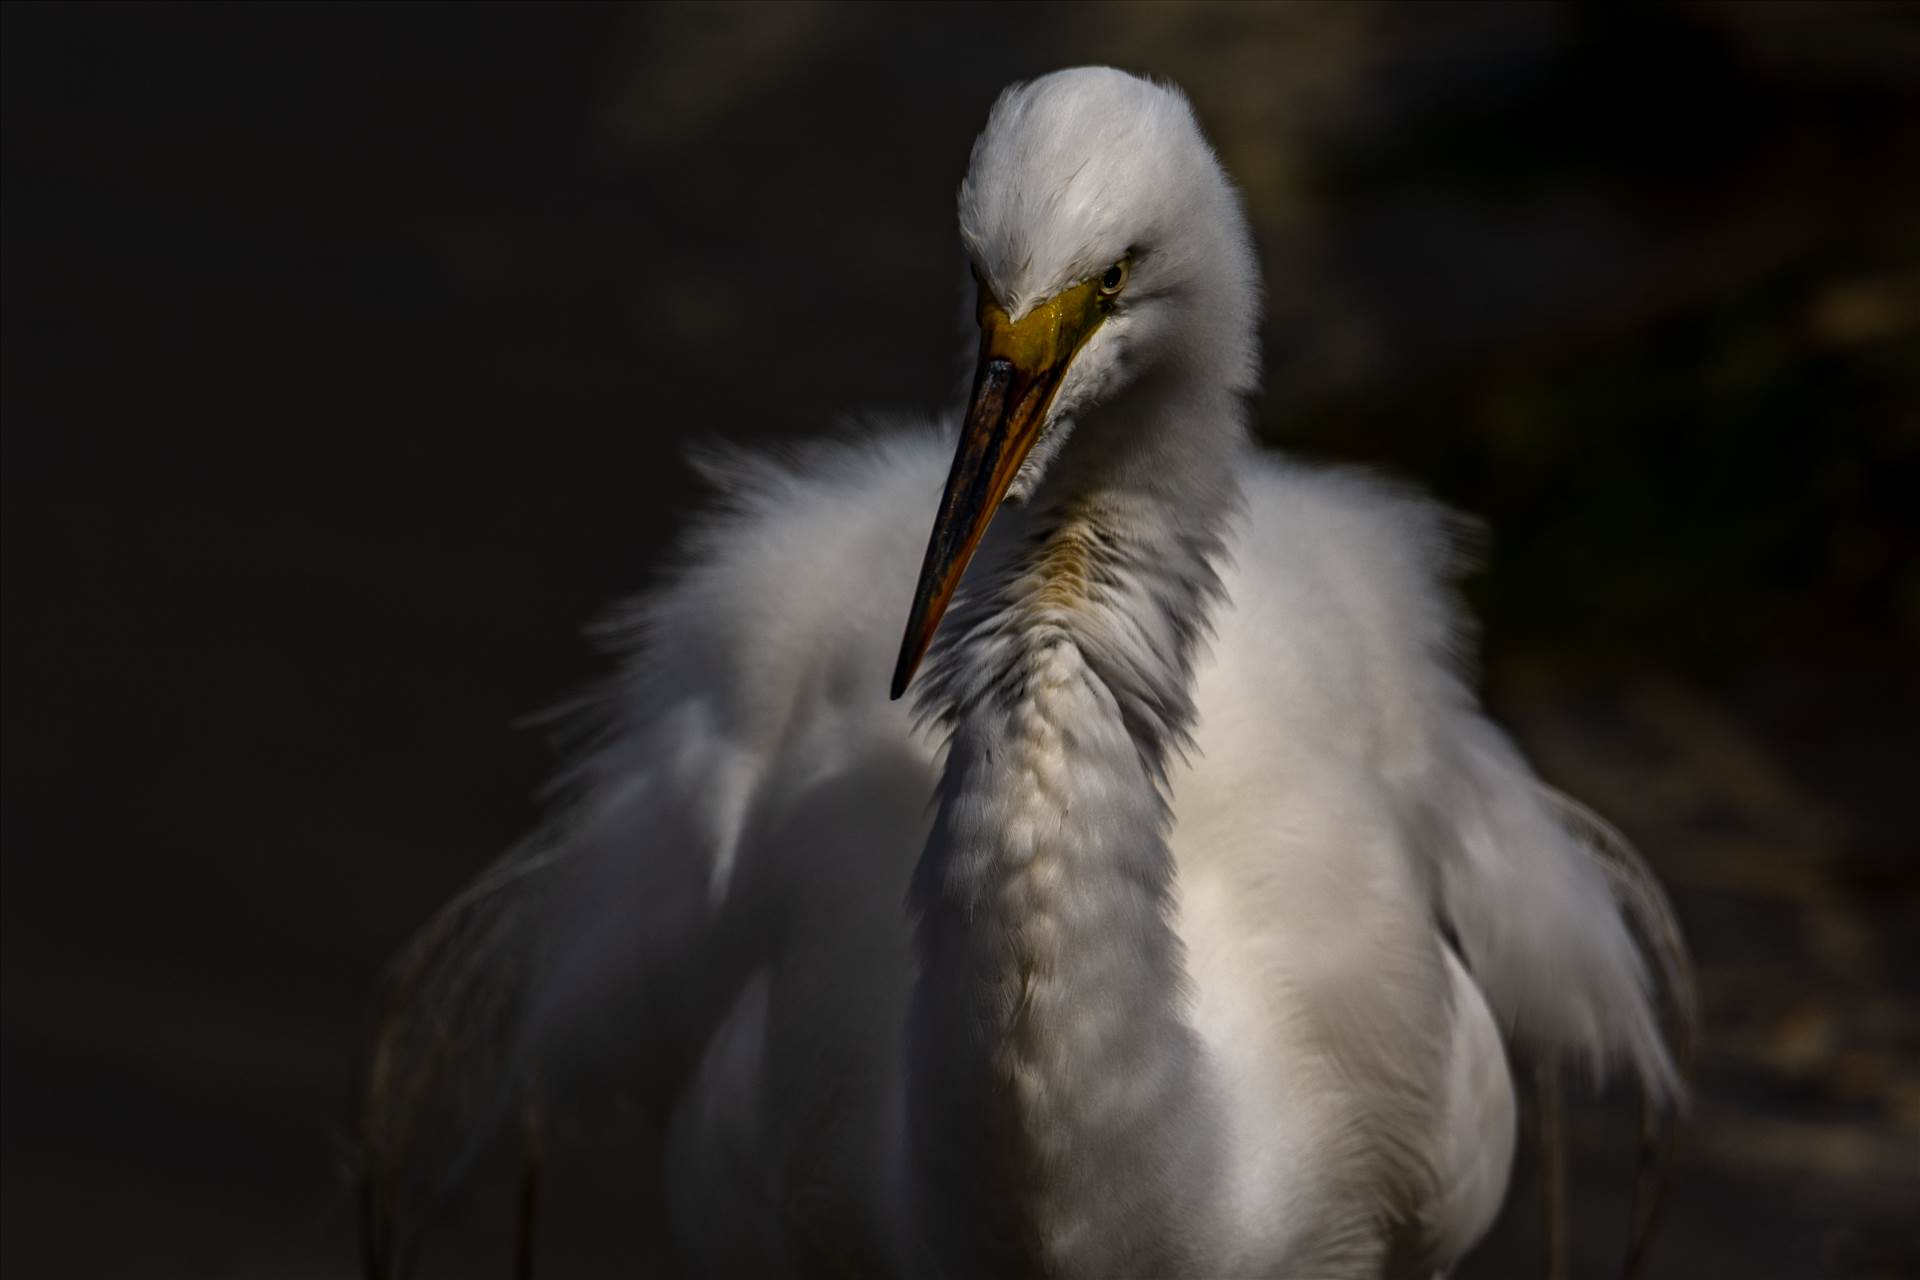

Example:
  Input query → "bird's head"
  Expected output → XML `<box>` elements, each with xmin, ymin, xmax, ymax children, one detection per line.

<box><xmin>892</xmin><ymin>67</ymin><xmax>1260</xmax><ymax>698</ymax></box>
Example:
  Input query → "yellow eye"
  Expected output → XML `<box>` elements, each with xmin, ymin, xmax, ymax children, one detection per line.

<box><xmin>1099</xmin><ymin>258</ymin><xmax>1130</xmax><ymax>296</ymax></box>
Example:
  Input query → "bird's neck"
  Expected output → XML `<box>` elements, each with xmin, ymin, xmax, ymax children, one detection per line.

<box><xmin>904</xmin><ymin>381</ymin><xmax>1238</xmax><ymax>1276</ymax></box>
<box><xmin>919</xmin><ymin>370</ymin><xmax>1245</xmax><ymax>772</ymax></box>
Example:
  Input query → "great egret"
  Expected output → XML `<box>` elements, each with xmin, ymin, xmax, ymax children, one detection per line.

<box><xmin>360</xmin><ymin>67</ymin><xmax>1692</xmax><ymax>1279</ymax></box>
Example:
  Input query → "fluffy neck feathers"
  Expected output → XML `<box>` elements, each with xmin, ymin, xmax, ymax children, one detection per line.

<box><xmin>903</xmin><ymin>382</ymin><xmax>1240</xmax><ymax>1276</ymax></box>
<box><xmin>915</xmin><ymin>372</ymin><xmax>1244</xmax><ymax>772</ymax></box>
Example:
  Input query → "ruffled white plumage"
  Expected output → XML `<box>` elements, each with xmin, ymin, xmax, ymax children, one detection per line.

<box><xmin>359</xmin><ymin>68</ymin><xmax>1685</xmax><ymax>1280</ymax></box>
<box><xmin>370</xmin><ymin>431</ymin><xmax>1664</xmax><ymax>1270</ymax></box>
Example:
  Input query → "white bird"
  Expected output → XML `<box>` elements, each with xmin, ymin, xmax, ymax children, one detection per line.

<box><xmin>359</xmin><ymin>67</ymin><xmax>1692</xmax><ymax>1280</ymax></box>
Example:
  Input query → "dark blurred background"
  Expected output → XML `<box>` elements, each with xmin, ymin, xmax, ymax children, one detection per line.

<box><xmin>3</xmin><ymin>3</ymin><xmax>1916</xmax><ymax>1276</ymax></box>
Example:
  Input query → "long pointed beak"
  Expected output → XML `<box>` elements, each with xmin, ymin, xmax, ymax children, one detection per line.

<box><xmin>891</xmin><ymin>277</ymin><xmax>1106</xmax><ymax>699</ymax></box>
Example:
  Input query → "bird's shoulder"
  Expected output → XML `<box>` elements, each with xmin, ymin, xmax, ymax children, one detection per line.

<box><xmin>614</xmin><ymin>422</ymin><xmax>954</xmax><ymax>728</ymax></box>
<box><xmin>1228</xmin><ymin>455</ymin><xmax>1477</xmax><ymax>661</ymax></box>
<box><xmin>1195</xmin><ymin>454</ymin><xmax>1479</xmax><ymax>773</ymax></box>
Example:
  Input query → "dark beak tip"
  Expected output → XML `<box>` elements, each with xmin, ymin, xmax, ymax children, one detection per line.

<box><xmin>889</xmin><ymin>635</ymin><xmax>922</xmax><ymax>701</ymax></box>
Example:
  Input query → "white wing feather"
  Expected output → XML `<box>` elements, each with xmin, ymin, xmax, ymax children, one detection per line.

<box><xmin>1216</xmin><ymin>459</ymin><xmax>1678</xmax><ymax>1098</ymax></box>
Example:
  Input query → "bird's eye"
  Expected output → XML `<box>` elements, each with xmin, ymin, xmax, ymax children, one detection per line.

<box><xmin>1099</xmin><ymin>258</ymin><xmax>1130</xmax><ymax>296</ymax></box>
